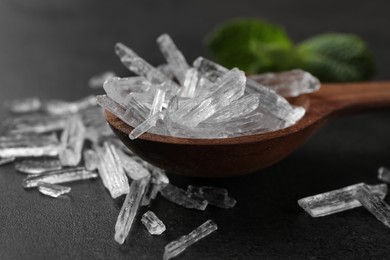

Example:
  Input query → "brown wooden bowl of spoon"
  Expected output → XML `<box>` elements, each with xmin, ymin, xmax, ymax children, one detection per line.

<box><xmin>105</xmin><ymin>81</ymin><xmax>390</xmax><ymax>177</ymax></box>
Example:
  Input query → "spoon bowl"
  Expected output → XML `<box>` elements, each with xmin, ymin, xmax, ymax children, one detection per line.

<box><xmin>106</xmin><ymin>81</ymin><xmax>390</xmax><ymax>177</ymax></box>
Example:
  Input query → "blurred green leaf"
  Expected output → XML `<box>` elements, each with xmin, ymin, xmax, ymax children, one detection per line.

<box><xmin>297</xmin><ymin>33</ymin><xmax>375</xmax><ymax>82</ymax></box>
<box><xmin>205</xmin><ymin>19</ymin><xmax>376</xmax><ymax>82</ymax></box>
<box><xmin>206</xmin><ymin>18</ymin><xmax>296</xmax><ymax>73</ymax></box>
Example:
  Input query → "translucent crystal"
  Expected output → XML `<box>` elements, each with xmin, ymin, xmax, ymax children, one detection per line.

<box><xmin>141</xmin><ymin>167</ymin><xmax>169</xmax><ymax>206</ymax></box>
<box><xmin>160</xmin><ymin>184</ymin><xmax>208</xmax><ymax>211</ymax></box>
<box><xmin>298</xmin><ymin>183</ymin><xmax>387</xmax><ymax>217</ymax></box>
<box><xmin>171</xmin><ymin>68</ymin><xmax>246</xmax><ymax>127</ymax></box>
<box><xmin>59</xmin><ymin>115</ymin><xmax>85</xmax><ymax>166</ymax></box>
<box><xmin>378</xmin><ymin>167</ymin><xmax>390</xmax><ymax>183</ymax></box>
<box><xmin>163</xmin><ymin>220</ymin><xmax>218</xmax><ymax>260</ymax></box>
<box><xmin>157</xmin><ymin>64</ymin><xmax>174</xmax><ymax>79</ymax></box>
<box><xmin>187</xmin><ymin>185</ymin><xmax>237</xmax><ymax>209</ymax></box>
<box><xmin>141</xmin><ymin>210</ymin><xmax>166</xmax><ymax>235</ymax></box>
<box><xmin>103</xmin><ymin>76</ymin><xmax>152</xmax><ymax>105</ymax></box>
<box><xmin>129</xmin><ymin>92</ymin><xmax>154</xmax><ymax>109</ymax></box>
<box><xmin>203</xmin><ymin>94</ymin><xmax>259</xmax><ymax>124</ymax></box>
<box><xmin>4</xmin><ymin>97</ymin><xmax>41</xmax><ymax>114</ymax></box>
<box><xmin>116</xmin><ymin>149</ymin><xmax>150</xmax><ymax>180</ymax></box>
<box><xmin>38</xmin><ymin>182</ymin><xmax>71</xmax><ymax>198</ymax></box>
<box><xmin>249</xmin><ymin>69</ymin><xmax>320</xmax><ymax>97</ymax></box>
<box><xmin>88</xmin><ymin>71</ymin><xmax>117</xmax><ymax>89</ymax></box>
<box><xmin>6</xmin><ymin>114</ymin><xmax>68</xmax><ymax>134</ymax></box>
<box><xmin>15</xmin><ymin>158</ymin><xmax>62</xmax><ymax>175</ymax></box>
<box><xmin>43</xmin><ymin>95</ymin><xmax>97</xmax><ymax>115</ymax></box>
<box><xmin>180</xmin><ymin>68</ymin><xmax>198</xmax><ymax>98</ymax></box>
<box><xmin>156</xmin><ymin>34</ymin><xmax>190</xmax><ymax>85</ymax></box>
<box><xmin>114</xmin><ymin>43</ymin><xmax>179</xmax><ymax>91</ymax></box>
<box><xmin>115</xmin><ymin>176</ymin><xmax>150</xmax><ymax>244</ymax></box>
<box><xmin>83</xmin><ymin>149</ymin><xmax>99</xmax><ymax>172</ymax></box>
<box><xmin>22</xmin><ymin>167</ymin><xmax>97</xmax><ymax>188</ymax></box>
<box><xmin>95</xmin><ymin>142</ymin><xmax>130</xmax><ymax>198</ymax></box>
<box><xmin>0</xmin><ymin>157</ymin><xmax>15</xmax><ymax>166</ymax></box>
<box><xmin>0</xmin><ymin>133</ymin><xmax>61</xmax><ymax>157</ymax></box>
<box><xmin>96</xmin><ymin>95</ymin><xmax>147</xmax><ymax>128</ymax></box>
<box><xmin>355</xmin><ymin>184</ymin><xmax>390</xmax><ymax>229</ymax></box>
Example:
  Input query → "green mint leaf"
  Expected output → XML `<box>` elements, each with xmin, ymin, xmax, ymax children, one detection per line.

<box><xmin>296</xmin><ymin>33</ymin><xmax>375</xmax><ymax>82</ymax></box>
<box><xmin>205</xmin><ymin>18</ymin><xmax>295</xmax><ymax>73</ymax></box>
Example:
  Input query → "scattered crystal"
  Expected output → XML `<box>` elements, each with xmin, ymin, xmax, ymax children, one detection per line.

<box><xmin>38</xmin><ymin>182</ymin><xmax>71</xmax><ymax>198</ymax></box>
<box><xmin>160</xmin><ymin>184</ymin><xmax>208</xmax><ymax>211</ymax></box>
<box><xmin>298</xmin><ymin>183</ymin><xmax>387</xmax><ymax>217</ymax></box>
<box><xmin>378</xmin><ymin>167</ymin><xmax>390</xmax><ymax>183</ymax></box>
<box><xmin>116</xmin><ymin>148</ymin><xmax>150</xmax><ymax>180</ymax></box>
<box><xmin>249</xmin><ymin>69</ymin><xmax>320</xmax><ymax>97</ymax></box>
<box><xmin>83</xmin><ymin>149</ymin><xmax>99</xmax><ymax>172</ymax></box>
<box><xmin>0</xmin><ymin>133</ymin><xmax>61</xmax><ymax>157</ymax></box>
<box><xmin>88</xmin><ymin>71</ymin><xmax>117</xmax><ymax>89</ymax></box>
<box><xmin>0</xmin><ymin>157</ymin><xmax>16</xmax><ymax>166</ymax></box>
<box><xmin>141</xmin><ymin>168</ymin><xmax>169</xmax><ymax>206</ymax></box>
<box><xmin>141</xmin><ymin>210</ymin><xmax>166</xmax><ymax>235</ymax></box>
<box><xmin>5</xmin><ymin>114</ymin><xmax>68</xmax><ymax>134</ymax></box>
<box><xmin>156</xmin><ymin>34</ymin><xmax>190</xmax><ymax>85</ymax></box>
<box><xmin>59</xmin><ymin>115</ymin><xmax>86</xmax><ymax>166</ymax></box>
<box><xmin>15</xmin><ymin>158</ymin><xmax>62</xmax><ymax>175</ymax></box>
<box><xmin>163</xmin><ymin>220</ymin><xmax>217</xmax><ymax>260</ymax></box>
<box><xmin>4</xmin><ymin>97</ymin><xmax>41</xmax><ymax>114</ymax></box>
<box><xmin>95</xmin><ymin>142</ymin><xmax>130</xmax><ymax>198</ymax></box>
<box><xmin>43</xmin><ymin>95</ymin><xmax>97</xmax><ymax>115</ymax></box>
<box><xmin>115</xmin><ymin>176</ymin><xmax>150</xmax><ymax>244</ymax></box>
<box><xmin>22</xmin><ymin>167</ymin><xmax>97</xmax><ymax>188</ymax></box>
<box><xmin>187</xmin><ymin>185</ymin><xmax>237</xmax><ymax>209</ymax></box>
<box><xmin>355</xmin><ymin>184</ymin><xmax>390</xmax><ymax>229</ymax></box>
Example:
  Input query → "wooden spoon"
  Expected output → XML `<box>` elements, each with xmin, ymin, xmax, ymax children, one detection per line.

<box><xmin>105</xmin><ymin>81</ymin><xmax>390</xmax><ymax>177</ymax></box>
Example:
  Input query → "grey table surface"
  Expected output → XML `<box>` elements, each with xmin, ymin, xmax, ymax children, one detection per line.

<box><xmin>1</xmin><ymin>1</ymin><xmax>390</xmax><ymax>259</ymax></box>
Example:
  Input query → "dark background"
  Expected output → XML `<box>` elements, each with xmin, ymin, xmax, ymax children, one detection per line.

<box><xmin>1</xmin><ymin>0</ymin><xmax>390</xmax><ymax>259</ymax></box>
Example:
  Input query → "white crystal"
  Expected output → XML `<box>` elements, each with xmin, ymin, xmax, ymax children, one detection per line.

<box><xmin>59</xmin><ymin>115</ymin><xmax>85</xmax><ymax>166</ymax></box>
<box><xmin>298</xmin><ymin>183</ymin><xmax>388</xmax><ymax>217</ymax></box>
<box><xmin>43</xmin><ymin>95</ymin><xmax>97</xmax><ymax>115</ymax></box>
<box><xmin>0</xmin><ymin>157</ymin><xmax>15</xmax><ymax>166</ymax></box>
<box><xmin>141</xmin><ymin>210</ymin><xmax>166</xmax><ymax>235</ymax></box>
<box><xmin>163</xmin><ymin>220</ymin><xmax>218</xmax><ymax>260</ymax></box>
<box><xmin>0</xmin><ymin>133</ymin><xmax>61</xmax><ymax>157</ymax></box>
<box><xmin>23</xmin><ymin>167</ymin><xmax>97</xmax><ymax>188</ymax></box>
<box><xmin>83</xmin><ymin>149</ymin><xmax>99</xmax><ymax>172</ymax></box>
<box><xmin>187</xmin><ymin>185</ymin><xmax>237</xmax><ymax>209</ymax></box>
<box><xmin>249</xmin><ymin>69</ymin><xmax>320</xmax><ymax>97</ymax></box>
<box><xmin>160</xmin><ymin>183</ymin><xmax>208</xmax><ymax>210</ymax></box>
<box><xmin>4</xmin><ymin>97</ymin><xmax>41</xmax><ymax>114</ymax></box>
<box><xmin>355</xmin><ymin>184</ymin><xmax>390</xmax><ymax>229</ymax></box>
<box><xmin>15</xmin><ymin>158</ymin><xmax>62</xmax><ymax>175</ymax></box>
<box><xmin>180</xmin><ymin>68</ymin><xmax>199</xmax><ymax>98</ymax></box>
<box><xmin>38</xmin><ymin>182</ymin><xmax>71</xmax><ymax>198</ymax></box>
<box><xmin>116</xmin><ymin>148</ymin><xmax>150</xmax><ymax>180</ymax></box>
<box><xmin>156</xmin><ymin>34</ymin><xmax>190</xmax><ymax>85</ymax></box>
<box><xmin>95</xmin><ymin>142</ymin><xmax>130</xmax><ymax>198</ymax></box>
<box><xmin>114</xmin><ymin>176</ymin><xmax>150</xmax><ymax>244</ymax></box>
<box><xmin>378</xmin><ymin>167</ymin><xmax>390</xmax><ymax>183</ymax></box>
<box><xmin>6</xmin><ymin>114</ymin><xmax>68</xmax><ymax>134</ymax></box>
<box><xmin>88</xmin><ymin>71</ymin><xmax>117</xmax><ymax>89</ymax></box>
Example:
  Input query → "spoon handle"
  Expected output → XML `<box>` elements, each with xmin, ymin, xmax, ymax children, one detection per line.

<box><xmin>309</xmin><ymin>81</ymin><xmax>390</xmax><ymax>116</ymax></box>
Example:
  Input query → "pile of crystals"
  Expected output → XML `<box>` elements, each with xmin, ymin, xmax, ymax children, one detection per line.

<box><xmin>97</xmin><ymin>34</ymin><xmax>320</xmax><ymax>140</ymax></box>
<box><xmin>0</xmin><ymin>92</ymin><xmax>236</xmax><ymax>258</ymax></box>
<box><xmin>298</xmin><ymin>166</ymin><xmax>390</xmax><ymax>229</ymax></box>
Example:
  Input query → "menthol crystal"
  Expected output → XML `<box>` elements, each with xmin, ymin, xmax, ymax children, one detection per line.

<box><xmin>298</xmin><ymin>183</ymin><xmax>387</xmax><ymax>217</ymax></box>
<box><xmin>4</xmin><ymin>97</ymin><xmax>41</xmax><ymax>114</ymax></box>
<box><xmin>38</xmin><ymin>182</ymin><xmax>71</xmax><ymax>198</ymax></box>
<box><xmin>160</xmin><ymin>184</ymin><xmax>208</xmax><ymax>211</ymax></box>
<box><xmin>15</xmin><ymin>158</ymin><xmax>62</xmax><ymax>175</ymax></box>
<box><xmin>59</xmin><ymin>115</ymin><xmax>85</xmax><ymax>166</ymax></box>
<box><xmin>355</xmin><ymin>184</ymin><xmax>390</xmax><ymax>229</ymax></box>
<box><xmin>378</xmin><ymin>167</ymin><xmax>390</xmax><ymax>183</ymax></box>
<box><xmin>163</xmin><ymin>220</ymin><xmax>218</xmax><ymax>260</ymax></box>
<box><xmin>23</xmin><ymin>167</ymin><xmax>97</xmax><ymax>188</ymax></box>
<box><xmin>187</xmin><ymin>185</ymin><xmax>237</xmax><ymax>209</ymax></box>
<box><xmin>141</xmin><ymin>210</ymin><xmax>166</xmax><ymax>235</ymax></box>
<box><xmin>115</xmin><ymin>176</ymin><xmax>150</xmax><ymax>244</ymax></box>
<box><xmin>88</xmin><ymin>71</ymin><xmax>117</xmax><ymax>89</ymax></box>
